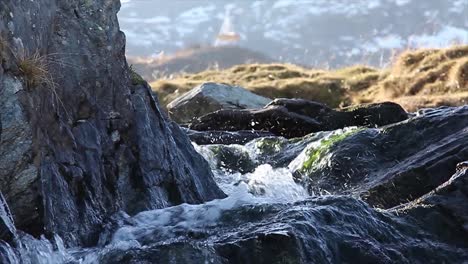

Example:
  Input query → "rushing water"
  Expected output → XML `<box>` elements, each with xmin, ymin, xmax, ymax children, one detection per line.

<box><xmin>3</xmin><ymin>131</ymin><xmax>322</xmax><ymax>263</ymax></box>
<box><xmin>4</xmin><ymin>125</ymin><xmax>465</xmax><ymax>263</ymax></box>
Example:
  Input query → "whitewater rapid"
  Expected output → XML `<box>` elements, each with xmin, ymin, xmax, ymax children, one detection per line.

<box><xmin>4</xmin><ymin>133</ymin><xmax>318</xmax><ymax>263</ymax></box>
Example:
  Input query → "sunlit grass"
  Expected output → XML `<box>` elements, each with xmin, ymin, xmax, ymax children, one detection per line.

<box><xmin>150</xmin><ymin>45</ymin><xmax>468</xmax><ymax>112</ymax></box>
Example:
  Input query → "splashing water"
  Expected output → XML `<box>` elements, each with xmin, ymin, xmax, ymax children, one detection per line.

<box><xmin>194</xmin><ymin>141</ymin><xmax>309</xmax><ymax>202</ymax></box>
<box><xmin>6</xmin><ymin>133</ymin><xmax>332</xmax><ymax>263</ymax></box>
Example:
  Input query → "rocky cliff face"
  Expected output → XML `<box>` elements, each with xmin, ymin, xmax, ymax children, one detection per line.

<box><xmin>0</xmin><ymin>0</ymin><xmax>224</xmax><ymax>247</ymax></box>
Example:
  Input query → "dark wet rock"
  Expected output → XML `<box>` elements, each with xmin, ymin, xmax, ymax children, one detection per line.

<box><xmin>0</xmin><ymin>192</ymin><xmax>19</xmax><ymax>264</ymax></box>
<box><xmin>190</xmin><ymin>104</ymin><xmax>324</xmax><ymax>138</ymax></box>
<box><xmin>292</xmin><ymin>106</ymin><xmax>468</xmax><ymax>208</ymax></box>
<box><xmin>190</xmin><ymin>98</ymin><xmax>408</xmax><ymax>138</ymax></box>
<box><xmin>167</xmin><ymin>82</ymin><xmax>271</xmax><ymax>124</ymax></box>
<box><xmin>0</xmin><ymin>192</ymin><xmax>16</xmax><ymax>245</ymax></box>
<box><xmin>204</xmin><ymin>144</ymin><xmax>257</xmax><ymax>174</ymax></box>
<box><xmin>97</xmin><ymin>196</ymin><xmax>468</xmax><ymax>264</ymax></box>
<box><xmin>185</xmin><ymin>128</ymin><xmax>275</xmax><ymax>145</ymax></box>
<box><xmin>269</xmin><ymin>98</ymin><xmax>408</xmax><ymax>128</ymax></box>
<box><xmin>0</xmin><ymin>0</ymin><xmax>224</xmax><ymax>247</ymax></box>
<box><xmin>99</xmin><ymin>242</ymin><xmax>225</xmax><ymax>264</ymax></box>
<box><xmin>394</xmin><ymin>161</ymin><xmax>468</xmax><ymax>246</ymax></box>
<box><xmin>0</xmin><ymin>75</ymin><xmax>40</xmax><ymax>236</ymax></box>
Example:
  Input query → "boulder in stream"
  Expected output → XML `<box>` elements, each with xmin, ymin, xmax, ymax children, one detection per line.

<box><xmin>190</xmin><ymin>98</ymin><xmax>408</xmax><ymax>138</ymax></box>
<box><xmin>290</xmin><ymin>106</ymin><xmax>468</xmax><ymax>208</ymax></box>
<box><xmin>167</xmin><ymin>82</ymin><xmax>271</xmax><ymax>124</ymax></box>
<box><xmin>97</xmin><ymin>194</ymin><xmax>468</xmax><ymax>264</ymax></box>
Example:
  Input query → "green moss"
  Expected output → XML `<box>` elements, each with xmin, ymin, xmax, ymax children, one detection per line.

<box><xmin>300</xmin><ymin>129</ymin><xmax>361</xmax><ymax>173</ymax></box>
<box><xmin>210</xmin><ymin>145</ymin><xmax>223</xmax><ymax>156</ymax></box>
<box><xmin>255</xmin><ymin>138</ymin><xmax>286</xmax><ymax>155</ymax></box>
<box><xmin>210</xmin><ymin>145</ymin><xmax>256</xmax><ymax>173</ymax></box>
<box><xmin>129</xmin><ymin>65</ymin><xmax>146</xmax><ymax>85</ymax></box>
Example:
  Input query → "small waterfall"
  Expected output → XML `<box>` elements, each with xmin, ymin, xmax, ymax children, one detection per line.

<box><xmin>194</xmin><ymin>141</ymin><xmax>309</xmax><ymax>203</ymax></box>
<box><xmin>3</xmin><ymin>134</ymin><xmax>314</xmax><ymax>263</ymax></box>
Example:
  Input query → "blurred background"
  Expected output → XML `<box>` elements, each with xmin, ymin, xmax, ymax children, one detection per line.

<box><xmin>118</xmin><ymin>0</ymin><xmax>468</xmax><ymax>112</ymax></box>
<box><xmin>119</xmin><ymin>0</ymin><xmax>467</xmax><ymax>78</ymax></box>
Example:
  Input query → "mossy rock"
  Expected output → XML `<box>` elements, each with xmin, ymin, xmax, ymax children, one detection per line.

<box><xmin>254</xmin><ymin>137</ymin><xmax>287</xmax><ymax>156</ymax></box>
<box><xmin>129</xmin><ymin>65</ymin><xmax>146</xmax><ymax>86</ymax></box>
<box><xmin>298</xmin><ymin>128</ymin><xmax>362</xmax><ymax>175</ymax></box>
<box><xmin>210</xmin><ymin>145</ymin><xmax>256</xmax><ymax>174</ymax></box>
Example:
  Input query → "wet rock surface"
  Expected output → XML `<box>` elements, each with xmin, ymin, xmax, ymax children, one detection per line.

<box><xmin>190</xmin><ymin>98</ymin><xmax>408</xmax><ymax>138</ymax></box>
<box><xmin>0</xmin><ymin>192</ymin><xmax>16</xmax><ymax>245</ymax></box>
<box><xmin>168</xmin><ymin>82</ymin><xmax>271</xmax><ymax>124</ymax></box>
<box><xmin>0</xmin><ymin>75</ymin><xmax>40</xmax><ymax>236</ymax></box>
<box><xmin>0</xmin><ymin>192</ymin><xmax>20</xmax><ymax>264</ymax></box>
<box><xmin>0</xmin><ymin>0</ymin><xmax>224</xmax><ymax>247</ymax></box>
<box><xmin>393</xmin><ymin>163</ymin><xmax>468</xmax><ymax>247</ymax></box>
<box><xmin>185</xmin><ymin>128</ymin><xmax>275</xmax><ymax>145</ymax></box>
<box><xmin>291</xmin><ymin>106</ymin><xmax>468</xmax><ymax>208</ymax></box>
<box><xmin>97</xmin><ymin>196</ymin><xmax>468</xmax><ymax>264</ymax></box>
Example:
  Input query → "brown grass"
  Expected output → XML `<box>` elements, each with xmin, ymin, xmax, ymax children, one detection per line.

<box><xmin>14</xmin><ymin>50</ymin><xmax>73</xmax><ymax>122</ymax></box>
<box><xmin>0</xmin><ymin>36</ymin><xmax>55</xmax><ymax>88</ymax></box>
<box><xmin>151</xmin><ymin>63</ymin><xmax>381</xmax><ymax>108</ymax></box>
<box><xmin>150</xmin><ymin>45</ymin><xmax>468</xmax><ymax>111</ymax></box>
<box><xmin>0</xmin><ymin>36</ymin><xmax>8</xmax><ymax>62</ymax></box>
<box><xmin>17</xmin><ymin>52</ymin><xmax>55</xmax><ymax>88</ymax></box>
<box><xmin>355</xmin><ymin>45</ymin><xmax>468</xmax><ymax>110</ymax></box>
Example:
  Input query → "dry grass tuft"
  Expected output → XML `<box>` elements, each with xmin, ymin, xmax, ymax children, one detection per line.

<box><xmin>17</xmin><ymin>51</ymin><xmax>56</xmax><ymax>88</ymax></box>
<box><xmin>15</xmin><ymin>50</ymin><xmax>73</xmax><ymax>122</ymax></box>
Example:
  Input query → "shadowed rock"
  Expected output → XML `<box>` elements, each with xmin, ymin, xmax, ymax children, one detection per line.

<box><xmin>190</xmin><ymin>98</ymin><xmax>408</xmax><ymax>138</ymax></box>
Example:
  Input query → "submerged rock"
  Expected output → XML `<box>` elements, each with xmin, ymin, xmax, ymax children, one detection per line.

<box><xmin>94</xmin><ymin>163</ymin><xmax>468</xmax><ymax>263</ymax></box>
<box><xmin>208</xmin><ymin>145</ymin><xmax>257</xmax><ymax>174</ymax></box>
<box><xmin>0</xmin><ymin>0</ymin><xmax>224</xmax><ymax>247</ymax></box>
<box><xmin>168</xmin><ymin>82</ymin><xmax>271</xmax><ymax>124</ymax></box>
<box><xmin>96</xmin><ymin>195</ymin><xmax>467</xmax><ymax>263</ymax></box>
<box><xmin>291</xmin><ymin>106</ymin><xmax>468</xmax><ymax>208</ymax></box>
<box><xmin>190</xmin><ymin>99</ymin><xmax>408</xmax><ymax>138</ymax></box>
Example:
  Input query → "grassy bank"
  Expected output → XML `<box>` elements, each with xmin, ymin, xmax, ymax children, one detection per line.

<box><xmin>150</xmin><ymin>45</ymin><xmax>468</xmax><ymax>111</ymax></box>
